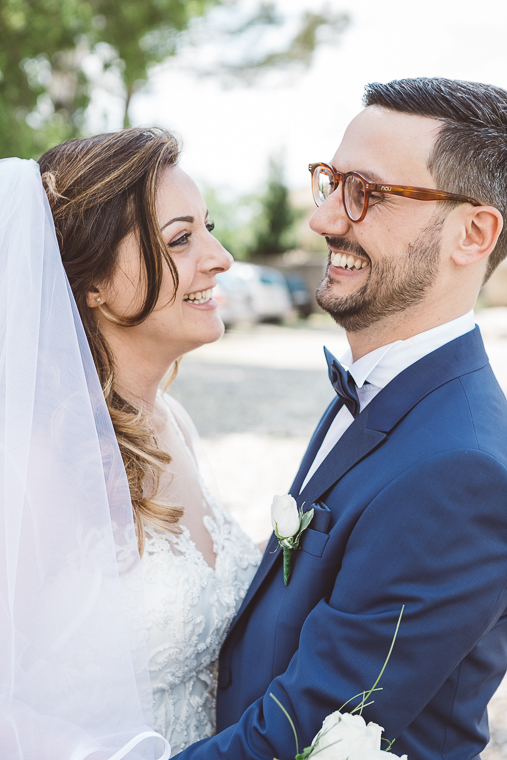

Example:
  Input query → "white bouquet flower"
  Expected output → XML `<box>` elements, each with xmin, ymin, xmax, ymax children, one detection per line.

<box><xmin>307</xmin><ymin>710</ymin><xmax>406</xmax><ymax>760</ymax></box>
<box><xmin>271</xmin><ymin>608</ymin><xmax>406</xmax><ymax>759</ymax></box>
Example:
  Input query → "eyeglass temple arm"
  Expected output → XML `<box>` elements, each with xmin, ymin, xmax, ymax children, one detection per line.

<box><xmin>368</xmin><ymin>182</ymin><xmax>480</xmax><ymax>206</ymax></box>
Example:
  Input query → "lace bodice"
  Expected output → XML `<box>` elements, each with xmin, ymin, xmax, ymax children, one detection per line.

<box><xmin>132</xmin><ymin>398</ymin><xmax>261</xmax><ymax>755</ymax></box>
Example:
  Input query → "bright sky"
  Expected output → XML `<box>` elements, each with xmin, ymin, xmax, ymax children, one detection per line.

<box><xmin>126</xmin><ymin>0</ymin><xmax>507</xmax><ymax>195</ymax></box>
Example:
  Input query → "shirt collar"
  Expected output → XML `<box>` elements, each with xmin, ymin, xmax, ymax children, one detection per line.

<box><xmin>340</xmin><ymin>310</ymin><xmax>476</xmax><ymax>390</ymax></box>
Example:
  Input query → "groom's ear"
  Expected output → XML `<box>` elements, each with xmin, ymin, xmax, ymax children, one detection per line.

<box><xmin>451</xmin><ymin>205</ymin><xmax>503</xmax><ymax>268</ymax></box>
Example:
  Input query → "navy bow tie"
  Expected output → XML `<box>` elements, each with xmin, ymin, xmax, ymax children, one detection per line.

<box><xmin>324</xmin><ymin>346</ymin><xmax>360</xmax><ymax>418</ymax></box>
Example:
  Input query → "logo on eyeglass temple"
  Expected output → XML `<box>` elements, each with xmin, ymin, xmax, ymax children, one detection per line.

<box><xmin>380</xmin><ymin>186</ymin><xmax>392</xmax><ymax>191</ymax></box>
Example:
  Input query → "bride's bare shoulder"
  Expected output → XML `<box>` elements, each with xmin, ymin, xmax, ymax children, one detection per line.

<box><xmin>159</xmin><ymin>392</ymin><xmax>200</xmax><ymax>453</ymax></box>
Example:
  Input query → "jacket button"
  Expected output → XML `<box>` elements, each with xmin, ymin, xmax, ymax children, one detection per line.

<box><xmin>218</xmin><ymin>667</ymin><xmax>231</xmax><ymax>689</ymax></box>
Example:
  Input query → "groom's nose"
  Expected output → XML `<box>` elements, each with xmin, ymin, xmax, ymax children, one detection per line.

<box><xmin>309</xmin><ymin>192</ymin><xmax>351</xmax><ymax>239</ymax></box>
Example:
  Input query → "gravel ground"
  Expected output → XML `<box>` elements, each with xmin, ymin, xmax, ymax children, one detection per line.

<box><xmin>170</xmin><ymin>313</ymin><xmax>507</xmax><ymax>757</ymax></box>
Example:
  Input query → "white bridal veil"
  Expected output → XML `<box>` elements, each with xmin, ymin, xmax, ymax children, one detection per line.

<box><xmin>0</xmin><ymin>159</ymin><xmax>170</xmax><ymax>760</ymax></box>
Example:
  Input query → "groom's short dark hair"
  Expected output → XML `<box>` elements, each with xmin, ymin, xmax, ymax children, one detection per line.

<box><xmin>363</xmin><ymin>77</ymin><xmax>507</xmax><ymax>281</ymax></box>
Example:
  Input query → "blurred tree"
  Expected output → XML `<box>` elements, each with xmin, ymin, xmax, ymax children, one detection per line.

<box><xmin>0</xmin><ymin>0</ymin><xmax>89</xmax><ymax>155</ymax></box>
<box><xmin>205</xmin><ymin>157</ymin><xmax>303</xmax><ymax>260</ymax></box>
<box><xmin>247</xmin><ymin>157</ymin><xmax>301</xmax><ymax>257</ymax></box>
<box><xmin>0</xmin><ymin>0</ymin><xmax>349</xmax><ymax>158</ymax></box>
<box><xmin>189</xmin><ymin>4</ymin><xmax>349</xmax><ymax>83</ymax></box>
<box><xmin>204</xmin><ymin>185</ymin><xmax>259</xmax><ymax>260</ymax></box>
<box><xmin>0</xmin><ymin>0</ymin><xmax>218</xmax><ymax>156</ymax></box>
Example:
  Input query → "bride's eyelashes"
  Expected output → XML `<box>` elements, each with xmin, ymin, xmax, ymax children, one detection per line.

<box><xmin>168</xmin><ymin>232</ymin><xmax>190</xmax><ymax>248</ymax></box>
<box><xmin>167</xmin><ymin>221</ymin><xmax>215</xmax><ymax>249</ymax></box>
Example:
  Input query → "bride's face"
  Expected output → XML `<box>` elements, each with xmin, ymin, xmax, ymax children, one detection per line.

<box><xmin>91</xmin><ymin>166</ymin><xmax>233</xmax><ymax>364</ymax></box>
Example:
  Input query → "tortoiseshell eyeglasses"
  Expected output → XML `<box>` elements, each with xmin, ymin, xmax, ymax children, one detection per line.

<box><xmin>308</xmin><ymin>162</ymin><xmax>481</xmax><ymax>223</ymax></box>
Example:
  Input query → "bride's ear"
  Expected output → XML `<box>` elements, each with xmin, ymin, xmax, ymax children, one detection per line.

<box><xmin>86</xmin><ymin>286</ymin><xmax>104</xmax><ymax>309</ymax></box>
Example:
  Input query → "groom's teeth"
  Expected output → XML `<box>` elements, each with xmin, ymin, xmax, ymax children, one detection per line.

<box><xmin>330</xmin><ymin>253</ymin><xmax>369</xmax><ymax>271</ymax></box>
<box><xmin>183</xmin><ymin>288</ymin><xmax>213</xmax><ymax>304</ymax></box>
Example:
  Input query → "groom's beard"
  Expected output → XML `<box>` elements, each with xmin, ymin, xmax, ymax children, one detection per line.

<box><xmin>315</xmin><ymin>215</ymin><xmax>444</xmax><ymax>333</ymax></box>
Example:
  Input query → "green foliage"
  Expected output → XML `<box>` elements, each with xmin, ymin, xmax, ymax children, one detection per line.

<box><xmin>0</xmin><ymin>0</ymin><xmax>93</xmax><ymax>156</ymax></box>
<box><xmin>248</xmin><ymin>157</ymin><xmax>302</xmax><ymax>257</ymax></box>
<box><xmin>91</xmin><ymin>0</ymin><xmax>216</xmax><ymax>125</ymax></box>
<box><xmin>0</xmin><ymin>0</ymin><xmax>221</xmax><ymax>157</ymax></box>
<box><xmin>0</xmin><ymin>1</ymin><xmax>349</xmax><ymax>159</ymax></box>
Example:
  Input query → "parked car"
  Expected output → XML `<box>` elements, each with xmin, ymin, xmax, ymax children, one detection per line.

<box><xmin>231</xmin><ymin>262</ymin><xmax>293</xmax><ymax>323</ymax></box>
<box><xmin>283</xmin><ymin>272</ymin><xmax>313</xmax><ymax>318</ymax></box>
<box><xmin>215</xmin><ymin>266</ymin><xmax>256</xmax><ymax>328</ymax></box>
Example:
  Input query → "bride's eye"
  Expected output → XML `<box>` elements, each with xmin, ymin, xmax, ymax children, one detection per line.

<box><xmin>168</xmin><ymin>232</ymin><xmax>191</xmax><ymax>248</ymax></box>
<box><xmin>206</xmin><ymin>221</ymin><xmax>215</xmax><ymax>233</ymax></box>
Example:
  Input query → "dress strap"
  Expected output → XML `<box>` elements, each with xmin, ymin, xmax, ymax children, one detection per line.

<box><xmin>160</xmin><ymin>393</ymin><xmax>223</xmax><ymax>521</ymax></box>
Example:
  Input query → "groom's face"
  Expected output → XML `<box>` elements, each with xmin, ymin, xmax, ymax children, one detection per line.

<box><xmin>310</xmin><ymin>106</ymin><xmax>447</xmax><ymax>332</ymax></box>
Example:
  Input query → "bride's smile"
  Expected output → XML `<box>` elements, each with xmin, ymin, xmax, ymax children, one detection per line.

<box><xmin>182</xmin><ymin>287</ymin><xmax>215</xmax><ymax>306</ymax></box>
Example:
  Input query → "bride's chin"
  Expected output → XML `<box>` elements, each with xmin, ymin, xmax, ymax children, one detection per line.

<box><xmin>204</xmin><ymin>319</ymin><xmax>225</xmax><ymax>344</ymax></box>
<box><xmin>187</xmin><ymin>318</ymin><xmax>225</xmax><ymax>350</ymax></box>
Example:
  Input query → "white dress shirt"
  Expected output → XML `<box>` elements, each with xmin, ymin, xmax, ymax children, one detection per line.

<box><xmin>300</xmin><ymin>310</ymin><xmax>476</xmax><ymax>492</ymax></box>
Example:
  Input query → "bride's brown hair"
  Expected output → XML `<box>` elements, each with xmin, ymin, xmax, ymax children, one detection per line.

<box><xmin>39</xmin><ymin>127</ymin><xmax>184</xmax><ymax>553</ymax></box>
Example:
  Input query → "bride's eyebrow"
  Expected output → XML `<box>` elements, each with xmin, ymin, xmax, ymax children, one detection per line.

<box><xmin>160</xmin><ymin>215</ymin><xmax>194</xmax><ymax>231</ymax></box>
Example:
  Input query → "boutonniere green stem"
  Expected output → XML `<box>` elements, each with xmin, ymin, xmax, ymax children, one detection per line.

<box><xmin>271</xmin><ymin>494</ymin><xmax>314</xmax><ymax>585</ymax></box>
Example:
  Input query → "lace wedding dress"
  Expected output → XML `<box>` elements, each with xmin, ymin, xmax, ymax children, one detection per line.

<box><xmin>125</xmin><ymin>394</ymin><xmax>262</xmax><ymax>756</ymax></box>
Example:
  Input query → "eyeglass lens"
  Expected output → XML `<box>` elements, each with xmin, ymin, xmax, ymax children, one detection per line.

<box><xmin>312</xmin><ymin>167</ymin><xmax>367</xmax><ymax>222</ymax></box>
<box><xmin>313</xmin><ymin>167</ymin><xmax>333</xmax><ymax>206</ymax></box>
<box><xmin>343</xmin><ymin>175</ymin><xmax>366</xmax><ymax>221</ymax></box>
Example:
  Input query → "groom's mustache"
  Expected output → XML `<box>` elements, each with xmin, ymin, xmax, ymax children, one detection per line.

<box><xmin>325</xmin><ymin>236</ymin><xmax>371</xmax><ymax>263</ymax></box>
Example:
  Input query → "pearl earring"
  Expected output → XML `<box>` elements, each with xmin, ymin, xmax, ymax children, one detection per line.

<box><xmin>96</xmin><ymin>296</ymin><xmax>102</xmax><ymax>303</ymax></box>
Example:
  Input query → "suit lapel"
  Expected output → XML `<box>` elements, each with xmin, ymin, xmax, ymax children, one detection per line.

<box><xmin>228</xmin><ymin>412</ymin><xmax>385</xmax><ymax>635</ymax></box>
<box><xmin>228</xmin><ymin>400</ymin><xmax>343</xmax><ymax>634</ymax></box>
<box><xmin>289</xmin><ymin>398</ymin><xmax>342</xmax><ymax>497</ymax></box>
<box><xmin>227</xmin><ymin>327</ymin><xmax>488</xmax><ymax>636</ymax></box>
<box><xmin>298</xmin><ymin>410</ymin><xmax>386</xmax><ymax>505</ymax></box>
<box><xmin>299</xmin><ymin>326</ymin><xmax>488</xmax><ymax>504</ymax></box>
<box><xmin>230</xmin><ymin>532</ymin><xmax>279</xmax><ymax>630</ymax></box>
<box><xmin>365</xmin><ymin>325</ymin><xmax>488</xmax><ymax>433</ymax></box>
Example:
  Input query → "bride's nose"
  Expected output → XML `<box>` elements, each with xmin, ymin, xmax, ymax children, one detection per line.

<box><xmin>200</xmin><ymin>235</ymin><xmax>234</xmax><ymax>274</ymax></box>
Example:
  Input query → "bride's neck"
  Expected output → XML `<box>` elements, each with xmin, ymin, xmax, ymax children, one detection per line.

<box><xmin>114</xmin><ymin>368</ymin><xmax>161</xmax><ymax>413</ymax></box>
<box><xmin>105</xmin><ymin>334</ymin><xmax>178</xmax><ymax>418</ymax></box>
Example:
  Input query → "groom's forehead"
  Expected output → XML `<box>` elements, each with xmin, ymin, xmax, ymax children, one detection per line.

<box><xmin>330</xmin><ymin>106</ymin><xmax>442</xmax><ymax>185</ymax></box>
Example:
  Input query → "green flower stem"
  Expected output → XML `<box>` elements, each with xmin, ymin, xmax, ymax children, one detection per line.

<box><xmin>283</xmin><ymin>547</ymin><xmax>294</xmax><ymax>585</ymax></box>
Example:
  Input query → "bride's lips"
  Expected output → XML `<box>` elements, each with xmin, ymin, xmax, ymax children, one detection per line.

<box><xmin>328</xmin><ymin>251</ymin><xmax>369</xmax><ymax>277</ymax></box>
<box><xmin>182</xmin><ymin>287</ymin><xmax>218</xmax><ymax>310</ymax></box>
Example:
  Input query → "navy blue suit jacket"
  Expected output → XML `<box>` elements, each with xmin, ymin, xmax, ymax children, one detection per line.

<box><xmin>176</xmin><ymin>327</ymin><xmax>507</xmax><ymax>760</ymax></box>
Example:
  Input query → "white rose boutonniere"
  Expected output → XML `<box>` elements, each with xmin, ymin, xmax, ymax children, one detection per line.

<box><xmin>271</xmin><ymin>494</ymin><xmax>314</xmax><ymax>585</ymax></box>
